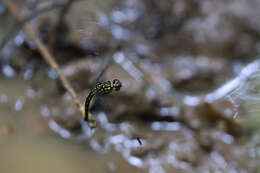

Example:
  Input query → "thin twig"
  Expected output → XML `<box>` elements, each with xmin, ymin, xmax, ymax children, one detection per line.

<box><xmin>4</xmin><ymin>0</ymin><xmax>85</xmax><ymax>119</ymax></box>
<box><xmin>58</xmin><ymin>0</ymin><xmax>77</xmax><ymax>24</ymax></box>
<box><xmin>0</xmin><ymin>1</ymin><xmax>65</xmax><ymax>53</ymax></box>
<box><xmin>0</xmin><ymin>23</ymin><xmax>21</xmax><ymax>52</ymax></box>
<box><xmin>47</xmin><ymin>0</ymin><xmax>78</xmax><ymax>50</ymax></box>
<box><xmin>25</xmin><ymin>1</ymin><xmax>66</xmax><ymax>22</ymax></box>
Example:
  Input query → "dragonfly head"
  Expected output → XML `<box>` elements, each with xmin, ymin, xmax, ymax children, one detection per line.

<box><xmin>112</xmin><ymin>79</ymin><xmax>122</xmax><ymax>91</ymax></box>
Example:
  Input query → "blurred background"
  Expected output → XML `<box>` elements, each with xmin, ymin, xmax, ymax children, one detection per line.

<box><xmin>1</xmin><ymin>0</ymin><xmax>260</xmax><ymax>172</ymax></box>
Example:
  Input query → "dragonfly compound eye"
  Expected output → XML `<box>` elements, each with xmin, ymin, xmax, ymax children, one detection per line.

<box><xmin>112</xmin><ymin>79</ymin><xmax>122</xmax><ymax>91</ymax></box>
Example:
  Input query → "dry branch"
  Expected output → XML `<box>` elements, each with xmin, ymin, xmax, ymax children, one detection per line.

<box><xmin>0</xmin><ymin>1</ymin><xmax>65</xmax><ymax>52</ymax></box>
<box><xmin>3</xmin><ymin>0</ymin><xmax>86</xmax><ymax>122</ymax></box>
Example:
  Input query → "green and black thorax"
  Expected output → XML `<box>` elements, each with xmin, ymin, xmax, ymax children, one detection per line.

<box><xmin>84</xmin><ymin>79</ymin><xmax>121</xmax><ymax>122</ymax></box>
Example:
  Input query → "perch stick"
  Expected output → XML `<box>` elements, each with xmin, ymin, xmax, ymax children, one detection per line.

<box><xmin>0</xmin><ymin>1</ymin><xmax>65</xmax><ymax>52</ymax></box>
<box><xmin>4</xmin><ymin>0</ymin><xmax>85</xmax><ymax>119</ymax></box>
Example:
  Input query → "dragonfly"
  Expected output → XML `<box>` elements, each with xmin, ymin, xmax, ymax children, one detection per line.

<box><xmin>83</xmin><ymin>58</ymin><xmax>142</xmax><ymax>146</ymax></box>
<box><xmin>84</xmin><ymin>79</ymin><xmax>122</xmax><ymax>125</ymax></box>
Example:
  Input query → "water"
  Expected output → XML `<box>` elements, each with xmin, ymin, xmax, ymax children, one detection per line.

<box><xmin>0</xmin><ymin>77</ymin><xmax>144</xmax><ymax>173</ymax></box>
